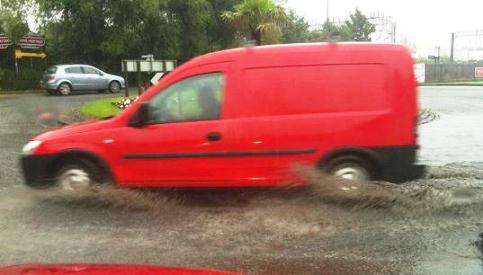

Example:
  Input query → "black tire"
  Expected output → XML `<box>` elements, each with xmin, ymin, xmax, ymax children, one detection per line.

<box><xmin>325</xmin><ymin>155</ymin><xmax>376</xmax><ymax>181</ymax></box>
<box><xmin>53</xmin><ymin>158</ymin><xmax>104</xmax><ymax>190</ymax></box>
<box><xmin>57</xmin><ymin>82</ymin><xmax>72</xmax><ymax>96</ymax></box>
<box><xmin>109</xmin><ymin>81</ymin><xmax>121</xmax><ymax>93</ymax></box>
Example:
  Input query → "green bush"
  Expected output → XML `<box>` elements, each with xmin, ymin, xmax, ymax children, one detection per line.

<box><xmin>0</xmin><ymin>67</ymin><xmax>44</xmax><ymax>91</ymax></box>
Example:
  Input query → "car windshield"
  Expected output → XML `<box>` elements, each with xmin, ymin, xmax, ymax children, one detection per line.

<box><xmin>2</xmin><ymin>1</ymin><xmax>483</xmax><ymax>275</ymax></box>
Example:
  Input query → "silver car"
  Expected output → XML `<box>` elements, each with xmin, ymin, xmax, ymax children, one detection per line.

<box><xmin>40</xmin><ymin>64</ymin><xmax>125</xmax><ymax>95</ymax></box>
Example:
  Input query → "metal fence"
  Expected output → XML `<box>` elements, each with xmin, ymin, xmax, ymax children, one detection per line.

<box><xmin>425</xmin><ymin>64</ymin><xmax>477</xmax><ymax>83</ymax></box>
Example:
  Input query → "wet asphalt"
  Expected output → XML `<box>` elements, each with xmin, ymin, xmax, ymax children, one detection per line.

<box><xmin>0</xmin><ymin>87</ymin><xmax>483</xmax><ymax>274</ymax></box>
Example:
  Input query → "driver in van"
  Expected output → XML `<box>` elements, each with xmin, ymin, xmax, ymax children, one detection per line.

<box><xmin>197</xmin><ymin>85</ymin><xmax>220</xmax><ymax>120</ymax></box>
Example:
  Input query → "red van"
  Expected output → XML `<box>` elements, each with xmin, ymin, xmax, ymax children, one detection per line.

<box><xmin>21</xmin><ymin>43</ymin><xmax>425</xmax><ymax>190</ymax></box>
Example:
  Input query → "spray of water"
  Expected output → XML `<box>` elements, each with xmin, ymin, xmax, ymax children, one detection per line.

<box><xmin>31</xmin><ymin>185</ymin><xmax>180</xmax><ymax>214</ymax></box>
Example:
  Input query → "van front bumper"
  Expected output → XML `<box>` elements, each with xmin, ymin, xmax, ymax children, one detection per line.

<box><xmin>20</xmin><ymin>155</ymin><xmax>55</xmax><ymax>188</ymax></box>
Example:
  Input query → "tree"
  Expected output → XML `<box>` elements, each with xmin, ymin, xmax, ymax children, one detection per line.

<box><xmin>205</xmin><ymin>0</ymin><xmax>243</xmax><ymax>50</ymax></box>
<box><xmin>0</xmin><ymin>0</ymin><xmax>30</xmax><ymax>41</ymax></box>
<box><xmin>222</xmin><ymin>0</ymin><xmax>286</xmax><ymax>46</ymax></box>
<box><xmin>34</xmin><ymin>0</ymin><xmax>245</xmax><ymax>69</ymax></box>
<box><xmin>345</xmin><ymin>9</ymin><xmax>375</xmax><ymax>41</ymax></box>
<box><xmin>167</xmin><ymin>0</ymin><xmax>211</xmax><ymax>60</ymax></box>
<box><xmin>281</xmin><ymin>10</ymin><xmax>310</xmax><ymax>43</ymax></box>
<box><xmin>306</xmin><ymin>21</ymin><xmax>351</xmax><ymax>43</ymax></box>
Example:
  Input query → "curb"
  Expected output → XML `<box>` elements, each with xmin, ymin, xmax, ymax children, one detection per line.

<box><xmin>57</xmin><ymin>107</ymin><xmax>94</xmax><ymax>125</ymax></box>
<box><xmin>0</xmin><ymin>90</ymin><xmax>44</xmax><ymax>95</ymax></box>
<box><xmin>419</xmin><ymin>83</ymin><xmax>483</xmax><ymax>87</ymax></box>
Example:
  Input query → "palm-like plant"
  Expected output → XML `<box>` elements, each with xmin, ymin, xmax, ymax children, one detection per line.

<box><xmin>222</xmin><ymin>0</ymin><xmax>286</xmax><ymax>46</ymax></box>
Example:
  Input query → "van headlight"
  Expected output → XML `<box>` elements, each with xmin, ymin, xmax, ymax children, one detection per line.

<box><xmin>22</xmin><ymin>140</ymin><xmax>42</xmax><ymax>155</ymax></box>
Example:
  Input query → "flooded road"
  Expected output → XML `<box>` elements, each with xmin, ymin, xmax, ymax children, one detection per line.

<box><xmin>419</xmin><ymin>86</ymin><xmax>483</xmax><ymax>165</ymax></box>
<box><xmin>0</xmin><ymin>87</ymin><xmax>483</xmax><ymax>274</ymax></box>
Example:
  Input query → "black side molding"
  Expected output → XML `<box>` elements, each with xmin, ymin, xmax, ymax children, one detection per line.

<box><xmin>123</xmin><ymin>148</ymin><xmax>317</xmax><ymax>160</ymax></box>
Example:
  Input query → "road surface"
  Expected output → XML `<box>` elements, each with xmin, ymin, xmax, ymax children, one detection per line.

<box><xmin>0</xmin><ymin>87</ymin><xmax>482</xmax><ymax>274</ymax></box>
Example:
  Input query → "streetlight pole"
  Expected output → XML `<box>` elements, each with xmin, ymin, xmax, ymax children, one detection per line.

<box><xmin>436</xmin><ymin>46</ymin><xmax>441</xmax><ymax>64</ymax></box>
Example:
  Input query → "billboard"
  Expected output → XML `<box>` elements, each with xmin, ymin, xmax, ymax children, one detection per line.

<box><xmin>17</xmin><ymin>33</ymin><xmax>45</xmax><ymax>50</ymax></box>
<box><xmin>0</xmin><ymin>34</ymin><xmax>12</xmax><ymax>50</ymax></box>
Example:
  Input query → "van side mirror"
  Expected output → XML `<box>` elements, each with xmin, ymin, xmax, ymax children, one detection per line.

<box><xmin>129</xmin><ymin>102</ymin><xmax>151</xmax><ymax>127</ymax></box>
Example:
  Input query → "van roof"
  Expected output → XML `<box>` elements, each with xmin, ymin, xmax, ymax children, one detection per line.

<box><xmin>184</xmin><ymin>43</ymin><xmax>411</xmax><ymax>69</ymax></box>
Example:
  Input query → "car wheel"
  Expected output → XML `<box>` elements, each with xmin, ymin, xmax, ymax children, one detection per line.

<box><xmin>109</xmin><ymin>81</ymin><xmax>121</xmax><ymax>93</ymax></box>
<box><xmin>326</xmin><ymin>156</ymin><xmax>374</xmax><ymax>181</ymax></box>
<box><xmin>57</xmin><ymin>83</ymin><xmax>72</xmax><ymax>96</ymax></box>
<box><xmin>54</xmin><ymin>159</ymin><xmax>102</xmax><ymax>191</ymax></box>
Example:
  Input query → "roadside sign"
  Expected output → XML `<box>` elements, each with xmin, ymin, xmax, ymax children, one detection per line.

<box><xmin>139</xmin><ymin>61</ymin><xmax>152</xmax><ymax>72</ymax></box>
<box><xmin>17</xmin><ymin>33</ymin><xmax>45</xmax><ymax>50</ymax></box>
<box><xmin>165</xmin><ymin>61</ymin><xmax>175</xmax><ymax>71</ymax></box>
<box><xmin>122</xmin><ymin>59</ymin><xmax>176</xmax><ymax>73</ymax></box>
<box><xmin>150</xmin><ymin>73</ymin><xmax>165</xmax><ymax>85</ymax></box>
<box><xmin>475</xmin><ymin>67</ymin><xmax>483</xmax><ymax>78</ymax></box>
<box><xmin>122</xmin><ymin>60</ymin><xmax>138</xmax><ymax>72</ymax></box>
<box><xmin>0</xmin><ymin>34</ymin><xmax>12</xmax><ymax>50</ymax></box>
<box><xmin>15</xmin><ymin>49</ymin><xmax>47</xmax><ymax>59</ymax></box>
<box><xmin>122</xmin><ymin>58</ymin><xmax>177</xmax><ymax>97</ymax></box>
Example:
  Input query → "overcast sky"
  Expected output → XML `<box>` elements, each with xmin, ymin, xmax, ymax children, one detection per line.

<box><xmin>285</xmin><ymin>0</ymin><xmax>483</xmax><ymax>55</ymax></box>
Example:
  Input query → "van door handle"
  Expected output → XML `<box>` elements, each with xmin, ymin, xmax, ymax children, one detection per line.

<box><xmin>206</xmin><ymin>132</ymin><xmax>222</xmax><ymax>142</ymax></box>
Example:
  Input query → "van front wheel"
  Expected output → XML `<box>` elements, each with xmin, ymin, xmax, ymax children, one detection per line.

<box><xmin>54</xmin><ymin>159</ymin><xmax>102</xmax><ymax>191</ymax></box>
<box><xmin>326</xmin><ymin>156</ymin><xmax>374</xmax><ymax>181</ymax></box>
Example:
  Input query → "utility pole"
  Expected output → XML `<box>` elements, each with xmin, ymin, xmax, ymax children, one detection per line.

<box><xmin>450</xmin><ymin>32</ymin><xmax>455</xmax><ymax>62</ymax></box>
<box><xmin>436</xmin><ymin>46</ymin><xmax>441</xmax><ymax>64</ymax></box>
<box><xmin>326</xmin><ymin>0</ymin><xmax>329</xmax><ymax>23</ymax></box>
<box><xmin>392</xmin><ymin>23</ymin><xmax>397</xmax><ymax>43</ymax></box>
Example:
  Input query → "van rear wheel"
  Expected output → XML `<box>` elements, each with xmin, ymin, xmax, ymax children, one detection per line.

<box><xmin>326</xmin><ymin>156</ymin><xmax>374</xmax><ymax>181</ymax></box>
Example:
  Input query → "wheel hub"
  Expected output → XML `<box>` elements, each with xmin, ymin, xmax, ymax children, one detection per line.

<box><xmin>111</xmin><ymin>82</ymin><xmax>120</xmax><ymax>92</ymax></box>
<box><xmin>57</xmin><ymin>169</ymin><xmax>91</xmax><ymax>190</ymax></box>
<box><xmin>333</xmin><ymin>166</ymin><xmax>369</xmax><ymax>181</ymax></box>
<box><xmin>59</xmin><ymin>84</ymin><xmax>70</xmax><ymax>95</ymax></box>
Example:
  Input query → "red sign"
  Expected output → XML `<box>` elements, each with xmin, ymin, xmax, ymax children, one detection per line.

<box><xmin>17</xmin><ymin>33</ymin><xmax>45</xmax><ymax>49</ymax></box>
<box><xmin>0</xmin><ymin>34</ymin><xmax>12</xmax><ymax>50</ymax></box>
<box><xmin>476</xmin><ymin>67</ymin><xmax>483</xmax><ymax>78</ymax></box>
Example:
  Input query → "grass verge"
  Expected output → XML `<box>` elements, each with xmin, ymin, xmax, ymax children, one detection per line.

<box><xmin>81</xmin><ymin>96</ymin><xmax>134</xmax><ymax>118</ymax></box>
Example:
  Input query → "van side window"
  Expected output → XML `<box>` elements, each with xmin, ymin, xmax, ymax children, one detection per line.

<box><xmin>148</xmin><ymin>73</ymin><xmax>224</xmax><ymax>123</ymax></box>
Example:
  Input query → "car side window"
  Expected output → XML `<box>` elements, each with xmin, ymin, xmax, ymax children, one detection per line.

<box><xmin>148</xmin><ymin>73</ymin><xmax>224</xmax><ymax>124</ymax></box>
<box><xmin>65</xmin><ymin>67</ymin><xmax>83</xmax><ymax>74</ymax></box>
<box><xmin>83</xmin><ymin>67</ymin><xmax>101</xmax><ymax>75</ymax></box>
